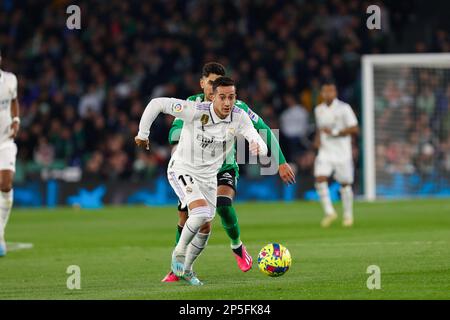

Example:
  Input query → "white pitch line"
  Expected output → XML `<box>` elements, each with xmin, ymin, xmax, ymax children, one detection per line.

<box><xmin>6</xmin><ymin>242</ymin><xmax>34</xmax><ymax>251</ymax></box>
<box><xmin>207</xmin><ymin>240</ymin><xmax>448</xmax><ymax>248</ymax></box>
<box><xmin>285</xmin><ymin>241</ymin><xmax>448</xmax><ymax>247</ymax></box>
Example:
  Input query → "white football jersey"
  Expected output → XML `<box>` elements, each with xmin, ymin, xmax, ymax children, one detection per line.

<box><xmin>0</xmin><ymin>69</ymin><xmax>18</xmax><ymax>148</ymax></box>
<box><xmin>138</xmin><ymin>97</ymin><xmax>268</xmax><ymax>179</ymax></box>
<box><xmin>314</xmin><ymin>98</ymin><xmax>358</xmax><ymax>162</ymax></box>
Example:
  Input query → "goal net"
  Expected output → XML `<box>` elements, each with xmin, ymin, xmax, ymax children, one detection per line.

<box><xmin>362</xmin><ymin>54</ymin><xmax>450</xmax><ymax>200</ymax></box>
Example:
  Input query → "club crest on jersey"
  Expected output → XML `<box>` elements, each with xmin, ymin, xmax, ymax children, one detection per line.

<box><xmin>172</xmin><ymin>103</ymin><xmax>183</xmax><ymax>113</ymax></box>
<box><xmin>200</xmin><ymin>114</ymin><xmax>209</xmax><ymax>125</ymax></box>
<box><xmin>247</xmin><ymin>109</ymin><xmax>259</xmax><ymax>122</ymax></box>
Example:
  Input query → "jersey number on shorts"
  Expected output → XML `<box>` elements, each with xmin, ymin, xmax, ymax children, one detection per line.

<box><xmin>178</xmin><ymin>174</ymin><xmax>194</xmax><ymax>186</ymax></box>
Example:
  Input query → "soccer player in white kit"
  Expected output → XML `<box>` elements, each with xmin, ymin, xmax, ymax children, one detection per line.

<box><xmin>135</xmin><ymin>77</ymin><xmax>268</xmax><ymax>285</ymax></box>
<box><xmin>313</xmin><ymin>80</ymin><xmax>359</xmax><ymax>228</ymax></box>
<box><xmin>0</xmin><ymin>49</ymin><xmax>20</xmax><ymax>256</ymax></box>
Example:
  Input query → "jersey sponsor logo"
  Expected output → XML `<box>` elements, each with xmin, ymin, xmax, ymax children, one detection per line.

<box><xmin>222</xmin><ymin>172</ymin><xmax>232</xmax><ymax>178</ymax></box>
<box><xmin>172</xmin><ymin>103</ymin><xmax>183</xmax><ymax>113</ymax></box>
<box><xmin>196</xmin><ymin>134</ymin><xmax>215</xmax><ymax>149</ymax></box>
<box><xmin>247</xmin><ymin>109</ymin><xmax>259</xmax><ymax>122</ymax></box>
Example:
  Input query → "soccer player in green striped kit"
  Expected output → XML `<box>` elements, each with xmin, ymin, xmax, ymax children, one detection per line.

<box><xmin>162</xmin><ymin>62</ymin><xmax>296</xmax><ymax>282</ymax></box>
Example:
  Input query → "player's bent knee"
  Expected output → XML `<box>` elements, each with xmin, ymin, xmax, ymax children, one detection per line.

<box><xmin>189</xmin><ymin>205</ymin><xmax>214</xmax><ymax>221</ymax></box>
<box><xmin>217</xmin><ymin>196</ymin><xmax>232</xmax><ymax>207</ymax></box>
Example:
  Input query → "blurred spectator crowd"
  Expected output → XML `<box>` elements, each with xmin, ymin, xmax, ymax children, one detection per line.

<box><xmin>0</xmin><ymin>0</ymin><xmax>449</xmax><ymax>183</ymax></box>
<box><xmin>375</xmin><ymin>68</ymin><xmax>450</xmax><ymax>181</ymax></box>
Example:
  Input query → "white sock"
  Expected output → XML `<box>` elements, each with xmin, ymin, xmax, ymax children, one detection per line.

<box><xmin>173</xmin><ymin>206</ymin><xmax>210</xmax><ymax>258</ymax></box>
<box><xmin>0</xmin><ymin>190</ymin><xmax>13</xmax><ymax>240</ymax></box>
<box><xmin>315</xmin><ymin>182</ymin><xmax>335</xmax><ymax>216</ymax></box>
<box><xmin>341</xmin><ymin>185</ymin><xmax>353</xmax><ymax>220</ymax></box>
<box><xmin>184</xmin><ymin>232</ymin><xmax>210</xmax><ymax>272</ymax></box>
<box><xmin>230</xmin><ymin>241</ymin><xmax>243</xmax><ymax>250</ymax></box>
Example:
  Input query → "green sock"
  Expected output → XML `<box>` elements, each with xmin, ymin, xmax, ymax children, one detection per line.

<box><xmin>175</xmin><ymin>224</ymin><xmax>183</xmax><ymax>245</ymax></box>
<box><xmin>216</xmin><ymin>205</ymin><xmax>241</xmax><ymax>246</ymax></box>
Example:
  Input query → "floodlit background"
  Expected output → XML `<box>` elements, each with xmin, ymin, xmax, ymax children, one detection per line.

<box><xmin>1</xmin><ymin>0</ymin><xmax>450</xmax><ymax>301</ymax></box>
<box><xmin>1</xmin><ymin>0</ymin><xmax>449</xmax><ymax>207</ymax></box>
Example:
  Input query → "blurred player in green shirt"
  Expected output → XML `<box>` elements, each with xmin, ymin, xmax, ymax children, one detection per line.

<box><xmin>162</xmin><ymin>62</ymin><xmax>295</xmax><ymax>282</ymax></box>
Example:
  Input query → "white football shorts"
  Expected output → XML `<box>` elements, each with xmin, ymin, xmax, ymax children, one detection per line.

<box><xmin>0</xmin><ymin>142</ymin><xmax>17</xmax><ymax>172</ymax></box>
<box><xmin>314</xmin><ymin>157</ymin><xmax>354</xmax><ymax>184</ymax></box>
<box><xmin>167</xmin><ymin>162</ymin><xmax>217</xmax><ymax>219</ymax></box>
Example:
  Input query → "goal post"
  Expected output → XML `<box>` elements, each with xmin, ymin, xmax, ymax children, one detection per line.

<box><xmin>362</xmin><ymin>53</ymin><xmax>450</xmax><ymax>201</ymax></box>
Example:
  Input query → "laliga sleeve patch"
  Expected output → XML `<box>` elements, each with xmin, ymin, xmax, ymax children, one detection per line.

<box><xmin>172</xmin><ymin>103</ymin><xmax>183</xmax><ymax>113</ymax></box>
<box><xmin>247</xmin><ymin>109</ymin><xmax>259</xmax><ymax>122</ymax></box>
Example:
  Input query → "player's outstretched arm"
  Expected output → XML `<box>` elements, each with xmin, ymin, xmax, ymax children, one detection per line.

<box><xmin>135</xmin><ymin>97</ymin><xmax>196</xmax><ymax>149</ymax></box>
<box><xmin>253</xmin><ymin>114</ymin><xmax>295</xmax><ymax>184</ymax></box>
<box><xmin>249</xmin><ymin>111</ymin><xmax>287</xmax><ymax>164</ymax></box>
<box><xmin>242</xmin><ymin>105</ymin><xmax>294</xmax><ymax>184</ymax></box>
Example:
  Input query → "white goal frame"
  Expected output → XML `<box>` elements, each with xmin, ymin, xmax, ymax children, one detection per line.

<box><xmin>362</xmin><ymin>53</ymin><xmax>450</xmax><ymax>201</ymax></box>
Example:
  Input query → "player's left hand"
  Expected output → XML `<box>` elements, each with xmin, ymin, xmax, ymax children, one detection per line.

<box><xmin>9</xmin><ymin>122</ymin><xmax>20</xmax><ymax>139</ymax></box>
<box><xmin>134</xmin><ymin>136</ymin><xmax>150</xmax><ymax>150</ymax></box>
<box><xmin>278</xmin><ymin>163</ymin><xmax>296</xmax><ymax>184</ymax></box>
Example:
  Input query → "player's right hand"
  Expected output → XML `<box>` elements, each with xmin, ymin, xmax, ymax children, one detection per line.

<box><xmin>9</xmin><ymin>122</ymin><xmax>20</xmax><ymax>139</ymax></box>
<box><xmin>134</xmin><ymin>136</ymin><xmax>150</xmax><ymax>150</ymax></box>
<box><xmin>249</xmin><ymin>141</ymin><xmax>260</xmax><ymax>156</ymax></box>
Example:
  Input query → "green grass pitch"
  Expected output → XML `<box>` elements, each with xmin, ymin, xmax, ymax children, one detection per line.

<box><xmin>0</xmin><ymin>199</ymin><xmax>449</xmax><ymax>300</ymax></box>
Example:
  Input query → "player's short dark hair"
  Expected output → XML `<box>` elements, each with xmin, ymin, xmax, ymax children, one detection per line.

<box><xmin>212</xmin><ymin>76</ymin><xmax>235</xmax><ymax>92</ymax></box>
<box><xmin>321</xmin><ymin>79</ymin><xmax>336</xmax><ymax>87</ymax></box>
<box><xmin>202</xmin><ymin>62</ymin><xmax>226</xmax><ymax>78</ymax></box>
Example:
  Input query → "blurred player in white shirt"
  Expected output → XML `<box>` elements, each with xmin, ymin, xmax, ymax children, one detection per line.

<box><xmin>0</xmin><ymin>49</ymin><xmax>20</xmax><ymax>256</ymax></box>
<box><xmin>313</xmin><ymin>80</ymin><xmax>359</xmax><ymax>227</ymax></box>
<box><xmin>135</xmin><ymin>77</ymin><xmax>268</xmax><ymax>285</ymax></box>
